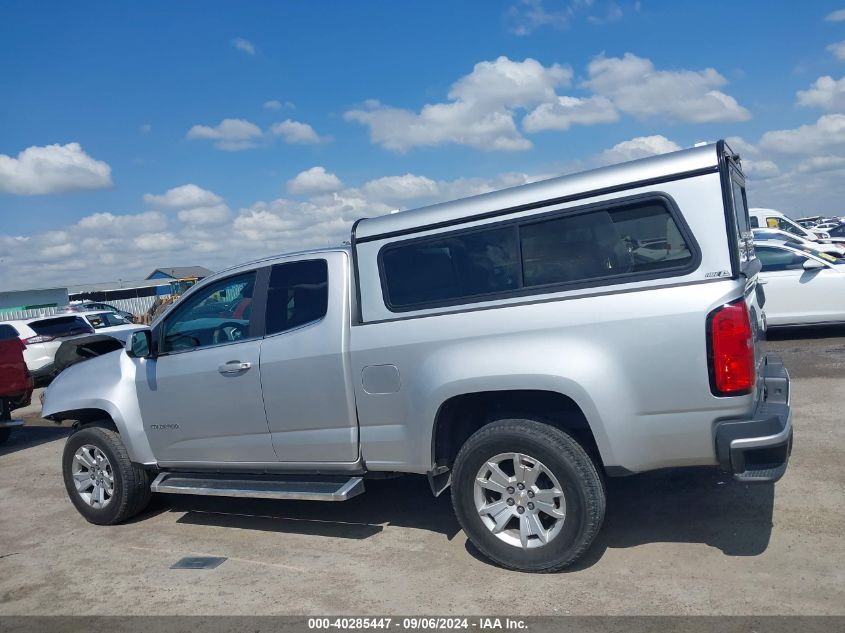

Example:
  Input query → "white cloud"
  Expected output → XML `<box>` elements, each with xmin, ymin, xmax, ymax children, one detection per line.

<box><xmin>345</xmin><ymin>56</ymin><xmax>572</xmax><ymax>152</ymax></box>
<box><xmin>588</xmin><ymin>3</ymin><xmax>624</xmax><ymax>25</ymax></box>
<box><xmin>347</xmin><ymin>54</ymin><xmax>747</xmax><ymax>152</ymax></box>
<box><xmin>232</xmin><ymin>37</ymin><xmax>255</xmax><ymax>55</ymax></box>
<box><xmin>0</xmin><ymin>142</ymin><xmax>112</xmax><ymax>195</ymax></box>
<box><xmin>797</xmin><ymin>74</ymin><xmax>845</xmax><ymax>111</ymax></box>
<box><xmin>523</xmin><ymin>95</ymin><xmax>618</xmax><ymax>132</ymax></box>
<box><xmin>760</xmin><ymin>114</ymin><xmax>845</xmax><ymax>154</ymax></box>
<box><xmin>825</xmin><ymin>8</ymin><xmax>845</xmax><ymax>22</ymax></box>
<box><xmin>140</xmin><ymin>123</ymin><xmax>152</xmax><ymax>134</ymax></box>
<box><xmin>144</xmin><ymin>184</ymin><xmax>223</xmax><ymax>209</ymax></box>
<box><xmin>583</xmin><ymin>53</ymin><xmax>751</xmax><ymax>123</ymax></box>
<box><xmin>134</xmin><ymin>232</ymin><xmax>183</xmax><ymax>251</ymax></box>
<box><xmin>270</xmin><ymin>119</ymin><xmax>327</xmax><ymax>144</ymax></box>
<box><xmin>795</xmin><ymin>155</ymin><xmax>845</xmax><ymax>173</ymax></box>
<box><xmin>186</xmin><ymin>118</ymin><xmax>262</xmax><ymax>151</ymax></box>
<box><xmin>363</xmin><ymin>174</ymin><xmax>439</xmax><ymax>201</ymax></box>
<box><xmin>263</xmin><ymin>100</ymin><xmax>294</xmax><ymax>110</ymax></box>
<box><xmin>77</xmin><ymin>211</ymin><xmax>168</xmax><ymax>236</ymax></box>
<box><xmin>287</xmin><ymin>167</ymin><xmax>343</xmax><ymax>195</ymax></box>
<box><xmin>507</xmin><ymin>0</ymin><xmax>570</xmax><ymax>35</ymax></box>
<box><xmin>725</xmin><ymin>136</ymin><xmax>761</xmax><ymax>157</ymax></box>
<box><xmin>597</xmin><ymin>135</ymin><xmax>682</xmax><ymax>164</ymax></box>
<box><xmin>742</xmin><ymin>160</ymin><xmax>780</xmax><ymax>180</ymax></box>
<box><xmin>144</xmin><ymin>184</ymin><xmax>230</xmax><ymax>226</ymax></box>
<box><xmin>827</xmin><ymin>41</ymin><xmax>845</xmax><ymax>61</ymax></box>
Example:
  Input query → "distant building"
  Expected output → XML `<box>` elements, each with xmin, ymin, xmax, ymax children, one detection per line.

<box><xmin>145</xmin><ymin>266</ymin><xmax>213</xmax><ymax>297</ymax></box>
<box><xmin>0</xmin><ymin>287</ymin><xmax>69</xmax><ymax>320</ymax></box>
<box><xmin>146</xmin><ymin>266</ymin><xmax>213</xmax><ymax>281</ymax></box>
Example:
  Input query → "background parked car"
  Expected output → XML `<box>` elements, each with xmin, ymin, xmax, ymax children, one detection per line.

<box><xmin>0</xmin><ymin>315</ymin><xmax>94</xmax><ymax>385</ymax></box>
<box><xmin>750</xmin><ymin>208</ymin><xmax>831</xmax><ymax>240</ymax></box>
<box><xmin>64</xmin><ymin>301</ymin><xmax>135</xmax><ymax>323</ymax></box>
<box><xmin>752</xmin><ymin>228</ymin><xmax>845</xmax><ymax>255</ymax></box>
<box><xmin>0</xmin><ymin>323</ymin><xmax>33</xmax><ymax>444</ymax></box>
<box><xmin>77</xmin><ymin>310</ymin><xmax>145</xmax><ymax>343</ymax></box>
<box><xmin>755</xmin><ymin>240</ymin><xmax>845</xmax><ymax>326</ymax></box>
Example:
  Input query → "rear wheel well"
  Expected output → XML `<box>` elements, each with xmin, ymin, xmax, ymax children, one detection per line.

<box><xmin>432</xmin><ymin>390</ymin><xmax>602</xmax><ymax>472</ymax></box>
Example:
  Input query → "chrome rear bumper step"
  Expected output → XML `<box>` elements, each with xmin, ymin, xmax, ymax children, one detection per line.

<box><xmin>150</xmin><ymin>472</ymin><xmax>365</xmax><ymax>501</ymax></box>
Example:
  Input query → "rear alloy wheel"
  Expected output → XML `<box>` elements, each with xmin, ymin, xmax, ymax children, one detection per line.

<box><xmin>452</xmin><ymin>418</ymin><xmax>606</xmax><ymax>572</ymax></box>
<box><xmin>474</xmin><ymin>452</ymin><xmax>567</xmax><ymax>549</ymax></box>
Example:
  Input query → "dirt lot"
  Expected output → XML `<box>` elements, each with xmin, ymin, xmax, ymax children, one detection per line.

<box><xmin>1</xmin><ymin>328</ymin><xmax>843</xmax><ymax>615</ymax></box>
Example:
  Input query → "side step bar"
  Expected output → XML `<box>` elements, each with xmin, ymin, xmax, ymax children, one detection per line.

<box><xmin>151</xmin><ymin>472</ymin><xmax>365</xmax><ymax>501</ymax></box>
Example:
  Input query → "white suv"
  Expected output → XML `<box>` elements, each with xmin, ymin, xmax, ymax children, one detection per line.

<box><xmin>1</xmin><ymin>315</ymin><xmax>94</xmax><ymax>383</ymax></box>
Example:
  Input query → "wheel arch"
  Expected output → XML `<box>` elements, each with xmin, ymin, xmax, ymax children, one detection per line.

<box><xmin>430</xmin><ymin>388</ymin><xmax>612</xmax><ymax>480</ymax></box>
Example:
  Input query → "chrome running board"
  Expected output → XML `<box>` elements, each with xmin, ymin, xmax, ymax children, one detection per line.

<box><xmin>150</xmin><ymin>472</ymin><xmax>365</xmax><ymax>501</ymax></box>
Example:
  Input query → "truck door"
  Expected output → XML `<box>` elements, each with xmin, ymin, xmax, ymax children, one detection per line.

<box><xmin>137</xmin><ymin>269</ymin><xmax>277</xmax><ymax>464</ymax></box>
<box><xmin>259</xmin><ymin>251</ymin><xmax>359</xmax><ymax>463</ymax></box>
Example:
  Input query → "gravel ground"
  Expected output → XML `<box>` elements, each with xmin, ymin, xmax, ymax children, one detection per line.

<box><xmin>0</xmin><ymin>328</ymin><xmax>843</xmax><ymax>615</ymax></box>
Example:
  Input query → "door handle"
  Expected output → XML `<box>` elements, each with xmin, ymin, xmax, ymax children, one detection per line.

<box><xmin>218</xmin><ymin>361</ymin><xmax>251</xmax><ymax>374</ymax></box>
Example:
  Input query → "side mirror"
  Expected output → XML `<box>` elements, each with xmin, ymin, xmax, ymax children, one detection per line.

<box><xmin>803</xmin><ymin>258</ymin><xmax>825</xmax><ymax>271</ymax></box>
<box><xmin>126</xmin><ymin>329</ymin><xmax>153</xmax><ymax>358</ymax></box>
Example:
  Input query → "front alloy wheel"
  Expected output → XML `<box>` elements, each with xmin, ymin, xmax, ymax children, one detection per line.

<box><xmin>71</xmin><ymin>444</ymin><xmax>115</xmax><ymax>509</ymax></box>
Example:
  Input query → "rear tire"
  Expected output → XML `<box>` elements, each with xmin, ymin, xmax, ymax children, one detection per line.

<box><xmin>62</xmin><ymin>425</ymin><xmax>151</xmax><ymax>525</ymax></box>
<box><xmin>451</xmin><ymin>418</ymin><xmax>605</xmax><ymax>572</ymax></box>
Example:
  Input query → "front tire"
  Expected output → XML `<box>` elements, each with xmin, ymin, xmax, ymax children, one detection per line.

<box><xmin>451</xmin><ymin>418</ymin><xmax>605</xmax><ymax>572</ymax></box>
<box><xmin>62</xmin><ymin>425</ymin><xmax>151</xmax><ymax>525</ymax></box>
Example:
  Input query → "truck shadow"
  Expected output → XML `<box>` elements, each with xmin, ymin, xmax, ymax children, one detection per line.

<box><xmin>171</xmin><ymin>475</ymin><xmax>459</xmax><ymax>541</ymax></box>
<box><xmin>167</xmin><ymin>466</ymin><xmax>773</xmax><ymax>570</ymax></box>
<box><xmin>466</xmin><ymin>466</ymin><xmax>775</xmax><ymax>570</ymax></box>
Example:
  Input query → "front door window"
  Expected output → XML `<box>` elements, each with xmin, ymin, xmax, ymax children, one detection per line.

<box><xmin>162</xmin><ymin>272</ymin><xmax>257</xmax><ymax>353</ymax></box>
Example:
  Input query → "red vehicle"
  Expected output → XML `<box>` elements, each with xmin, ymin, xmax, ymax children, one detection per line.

<box><xmin>0</xmin><ymin>322</ymin><xmax>33</xmax><ymax>444</ymax></box>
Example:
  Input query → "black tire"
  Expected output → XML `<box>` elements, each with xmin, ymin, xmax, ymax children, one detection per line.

<box><xmin>0</xmin><ymin>427</ymin><xmax>10</xmax><ymax>445</ymax></box>
<box><xmin>451</xmin><ymin>418</ymin><xmax>605</xmax><ymax>572</ymax></box>
<box><xmin>62</xmin><ymin>424</ymin><xmax>152</xmax><ymax>525</ymax></box>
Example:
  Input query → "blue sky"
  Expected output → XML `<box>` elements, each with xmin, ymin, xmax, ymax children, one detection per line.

<box><xmin>3</xmin><ymin>1</ymin><xmax>845</xmax><ymax>289</ymax></box>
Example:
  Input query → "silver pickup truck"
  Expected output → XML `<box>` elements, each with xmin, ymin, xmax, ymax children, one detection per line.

<box><xmin>42</xmin><ymin>140</ymin><xmax>792</xmax><ymax>572</ymax></box>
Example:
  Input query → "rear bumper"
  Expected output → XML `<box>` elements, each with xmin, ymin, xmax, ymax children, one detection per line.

<box><xmin>714</xmin><ymin>355</ymin><xmax>793</xmax><ymax>483</ymax></box>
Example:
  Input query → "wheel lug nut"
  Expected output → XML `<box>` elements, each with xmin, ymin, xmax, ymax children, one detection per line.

<box><xmin>527</xmin><ymin>490</ymin><xmax>535</xmax><ymax>498</ymax></box>
<box><xmin>517</xmin><ymin>483</ymin><xmax>525</xmax><ymax>490</ymax></box>
<box><xmin>506</xmin><ymin>498</ymin><xmax>515</xmax><ymax>506</ymax></box>
<box><xmin>528</xmin><ymin>502</ymin><xmax>535</xmax><ymax>510</ymax></box>
<box><xmin>517</xmin><ymin>506</ymin><xmax>525</xmax><ymax>514</ymax></box>
<box><xmin>506</xmin><ymin>486</ymin><xmax>515</xmax><ymax>494</ymax></box>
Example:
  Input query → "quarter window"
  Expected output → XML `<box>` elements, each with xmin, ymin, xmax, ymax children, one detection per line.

<box><xmin>380</xmin><ymin>198</ymin><xmax>694</xmax><ymax>310</ymax></box>
<box><xmin>162</xmin><ymin>272</ymin><xmax>256</xmax><ymax>352</ymax></box>
<box><xmin>265</xmin><ymin>260</ymin><xmax>329</xmax><ymax>335</ymax></box>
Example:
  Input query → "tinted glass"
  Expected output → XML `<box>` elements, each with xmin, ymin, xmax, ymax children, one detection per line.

<box><xmin>163</xmin><ymin>272</ymin><xmax>256</xmax><ymax>352</ymax></box>
<box><xmin>266</xmin><ymin>260</ymin><xmax>329</xmax><ymax>335</ymax></box>
<box><xmin>522</xmin><ymin>202</ymin><xmax>692</xmax><ymax>287</ymax></box>
<box><xmin>30</xmin><ymin>316</ymin><xmax>93</xmax><ymax>337</ymax></box>
<box><xmin>382</xmin><ymin>227</ymin><xmax>520</xmax><ymax>308</ymax></box>
<box><xmin>381</xmin><ymin>199</ymin><xmax>692</xmax><ymax>310</ymax></box>
<box><xmin>0</xmin><ymin>324</ymin><xmax>19</xmax><ymax>340</ymax></box>
<box><xmin>732</xmin><ymin>180</ymin><xmax>750</xmax><ymax>234</ymax></box>
<box><xmin>750</xmin><ymin>216</ymin><xmax>759</xmax><ymax>228</ymax></box>
<box><xmin>755</xmin><ymin>246</ymin><xmax>808</xmax><ymax>271</ymax></box>
<box><xmin>830</xmin><ymin>224</ymin><xmax>845</xmax><ymax>237</ymax></box>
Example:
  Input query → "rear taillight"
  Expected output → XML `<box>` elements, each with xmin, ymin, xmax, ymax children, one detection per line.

<box><xmin>707</xmin><ymin>300</ymin><xmax>755</xmax><ymax>396</ymax></box>
<box><xmin>24</xmin><ymin>335</ymin><xmax>56</xmax><ymax>344</ymax></box>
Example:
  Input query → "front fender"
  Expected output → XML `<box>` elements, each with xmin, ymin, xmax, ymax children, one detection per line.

<box><xmin>41</xmin><ymin>350</ymin><xmax>156</xmax><ymax>465</ymax></box>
